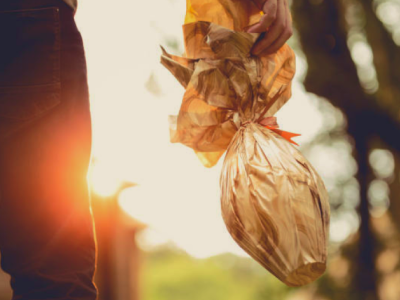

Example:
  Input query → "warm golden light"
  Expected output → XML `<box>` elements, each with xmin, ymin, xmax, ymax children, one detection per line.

<box><xmin>75</xmin><ymin>0</ymin><xmax>349</xmax><ymax>258</ymax></box>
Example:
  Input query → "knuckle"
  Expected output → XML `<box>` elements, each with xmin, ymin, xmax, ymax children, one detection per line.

<box><xmin>269</xmin><ymin>12</ymin><xmax>277</xmax><ymax>21</ymax></box>
<box><xmin>268</xmin><ymin>1</ymin><xmax>278</xmax><ymax>11</ymax></box>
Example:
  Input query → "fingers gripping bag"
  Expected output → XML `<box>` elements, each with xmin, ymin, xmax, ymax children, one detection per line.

<box><xmin>160</xmin><ymin>0</ymin><xmax>330</xmax><ymax>287</ymax></box>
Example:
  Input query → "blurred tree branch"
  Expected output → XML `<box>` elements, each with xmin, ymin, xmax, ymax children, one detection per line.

<box><xmin>359</xmin><ymin>0</ymin><xmax>400</xmax><ymax>119</ymax></box>
<box><xmin>291</xmin><ymin>0</ymin><xmax>400</xmax><ymax>153</ymax></box>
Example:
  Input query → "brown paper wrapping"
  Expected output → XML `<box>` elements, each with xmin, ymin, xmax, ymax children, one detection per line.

<box><xmin>160</xmin><ymin>0</ymin><xmax>330</xmax><ymax>286</ymax></box>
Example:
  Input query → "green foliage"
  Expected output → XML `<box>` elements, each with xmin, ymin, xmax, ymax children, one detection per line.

<box><xmin>142</xmin><ymin>245</ymin><xmax>294</xmax><ymax>300</ymax></box>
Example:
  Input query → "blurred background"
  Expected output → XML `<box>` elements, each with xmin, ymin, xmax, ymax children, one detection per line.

<box><xmin>1</xmin><ymin>0</ymin><xmax>400</xmax><ymax>299</ymax></box>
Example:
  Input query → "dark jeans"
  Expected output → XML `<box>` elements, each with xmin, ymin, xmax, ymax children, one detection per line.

<box><xmin>0</xmin><ymin>0</ymin><xmax>97</xmax><ymax>299</ymax></box>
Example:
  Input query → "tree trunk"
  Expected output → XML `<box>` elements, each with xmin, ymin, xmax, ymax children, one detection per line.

<box><xmin>291</xmin><ymin>1</ymin><xmax>382</xmax><ymax>298</ymax></box>
<box><xmin>348</xmin><ymin>117</ymin><xmax>378</xmax><ymax>300</ymax></box>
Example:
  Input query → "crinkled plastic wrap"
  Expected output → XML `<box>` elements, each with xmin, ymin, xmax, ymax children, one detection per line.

<box><xmin>161</xmin><ymin>0</ymin><xmax>330</xmax><ymax>287</ymax></box>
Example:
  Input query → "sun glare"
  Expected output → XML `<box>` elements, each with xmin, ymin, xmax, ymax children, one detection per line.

<box><xmin>88</xmin><ymin>160</ymin><xmax>122</xmax><ymax>198</ymax></box>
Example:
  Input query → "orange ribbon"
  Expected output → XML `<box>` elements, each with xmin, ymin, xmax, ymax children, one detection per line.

<box><xmin>259</xmin><ymin>117</ymin><xmax>301</xmax><ymax>146</ymax></box>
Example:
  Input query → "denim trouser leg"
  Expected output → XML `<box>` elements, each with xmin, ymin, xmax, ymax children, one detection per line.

<box><xmin>0</xmin><ymin>1</ymin><xmax>97</xmax><ymax>299</ymax></box>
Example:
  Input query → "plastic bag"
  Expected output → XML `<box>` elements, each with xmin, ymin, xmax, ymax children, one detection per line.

<box><xmin>160</xmin><ymin>0</ymin><xmax>330</xmax><ymax>286</ymax></box>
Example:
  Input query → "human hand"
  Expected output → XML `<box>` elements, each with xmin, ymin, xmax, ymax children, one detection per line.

<box><xmin>247</xmin><ymin>0</ymin><xmax>293</xmax><ymax>55</ymax></box>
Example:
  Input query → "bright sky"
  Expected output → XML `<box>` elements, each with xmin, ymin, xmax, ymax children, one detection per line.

<box><xmin>75</xmin><ymin>0</ymin><xmax>358</xmax><ymax>258</ymax></box>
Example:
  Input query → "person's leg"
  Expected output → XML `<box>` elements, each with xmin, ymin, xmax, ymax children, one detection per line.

<box><xmin>0</xmin><ymin>1</ymin><xmax>97</xmax><ymax>299</ymax></box>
